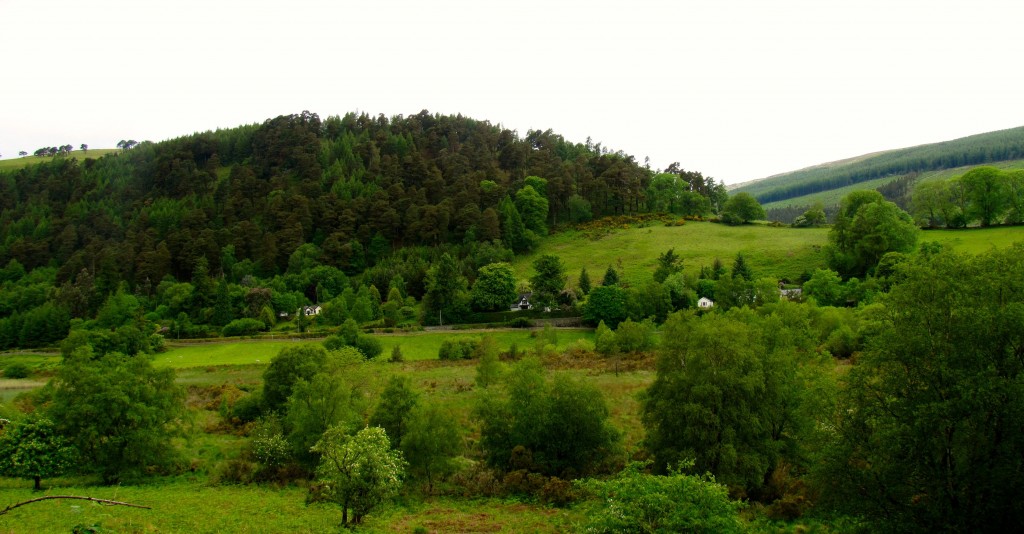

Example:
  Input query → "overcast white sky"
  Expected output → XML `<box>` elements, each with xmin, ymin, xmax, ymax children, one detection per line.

<box><xmin>2</xmin><ymin>0</ymin><xmax>1022</xmax><ymax>184</ymax></box>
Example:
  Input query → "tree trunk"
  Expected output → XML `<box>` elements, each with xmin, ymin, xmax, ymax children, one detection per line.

<box><xmin>33</xmin><ymin>476</ymin><xmax>41</xmax><ymax>491</ymax></box>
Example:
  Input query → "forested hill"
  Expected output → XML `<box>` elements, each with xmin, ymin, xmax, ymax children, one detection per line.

<box><xmin>0</xmin><ymin>110</ymin><xmax>724</xmax><ymax>326</ymax></box>
<box><xmin>733</xmin><ymin>126</ymin><xmax>1024</xmax><ymax>204</ymax></box>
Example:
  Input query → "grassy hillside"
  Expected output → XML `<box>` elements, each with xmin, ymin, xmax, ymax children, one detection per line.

<box><xmin>762</xmin><ymin>159</ymin><xmax>1024</xmax><ymax>210</ymax></box>
<box><xmin>513</xmin><ymin>220</ymin><xmax>830</xmax><ymax>286</ymax></box>
<box><xmin>0</xmin><ymin>149</ymin><xmax>119</xmax><ymax>171</ymax></box>
<box><xmin>735</xmin><ymin>126</ymin><xmax>1024</xmax><ymax>205</ymax></box>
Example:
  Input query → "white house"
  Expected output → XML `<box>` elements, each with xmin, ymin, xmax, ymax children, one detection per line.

<box><xmin>510</xmin><ymin>293</ymin><xmax>533</xmax><ymax>311</ymax></box>
<box><xmin>302</xmin><ymin>305</ymin><xmax>322</xmax><ymax>316</ymax></box>
<box><xmin>697</xmin><ymin>297</ymin><xmax>714</xmax><ymax>309</ymax></box>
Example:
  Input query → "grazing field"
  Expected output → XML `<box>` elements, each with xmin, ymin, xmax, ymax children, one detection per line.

<box><xmin>514</xmin><ymin>220</ymin><xmax>830</xmax><ymax>286</ymax></box>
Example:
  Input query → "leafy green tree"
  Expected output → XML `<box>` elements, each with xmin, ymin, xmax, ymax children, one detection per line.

<box><xmin>475</xmin><ymin>358</ymin><xmax>620</xmax><ymax>476</ymax></box>
<box><xmin>594</xmin><ymin>320</ymin><xmax>617</xmax><ymax>356</ymax></box>
<box><xmin>401</xmin><ymin>403</ymin><xmax>462</xmax><ymax>492</ymax></box>
<box><xmin>529</xmin><ymin>254</ymin><xmax>567</xmax><ymax>309</ymax></box>
<box><xmin>826</xmin><ymin>190</ymin><xmax>918</xmax><ymax>278</ymax></box>
<box><xmin>311</xmin><ymin>426</ymin><xmax>406</xmax><ymax>526</ymax></box>
<box><xmin>471</xmin><ymin>262</ymin><xmax>518</xmax><ymax>312</ymax></box>
<box><xmin>614</xmin><ymin>318</ymin><xmax>656</xmax><ymax>353</ymax></box>
<box><xmin>642</xmin><ymin>310</ymin><xmax>827</xmax><ymax>491</ymax></box>
<box><xmin>515</xmin><ymin>184</ymin><xmax>549</xmax><ymax>236</ymax></box>
<box><xmin>911</xmin><ymin>180</ymin><xmax>952</xmax><ymax>227</ymax></box>
<box><xmin>802</xmin><ymin>269</ymin><xmax>845</xmax><ymax>307</ymax></box>
<box><xmin>792</xmin><ymin>202</ymin><xmax>827</xmax><ymax>227</ymax></box>
<box><xmin>817</xmin><ymin>246</ymin><xmax>1024</xmax><ymax>531</ymax></box>
<box><xmin>584</xmin><ymin>285</ymin><xmax>628</xmax><ymax>328</ymax></box>
<box><xmin>262</xmin><ymin>345</ymin><xmax>331</xmax><ymax>413</ymax></box>
<box><xmin>422</xmin><ymin>253</ymin><xmax>469</xmax><ymax>325</ymax></box>
<box><xmin>0</xmin><ymin>416</ymin><xmax>77</xmax><ymax>490</ymax></box>
<box><xmin>577</xmin><ymin>462</ymin><xmax>744</xmax><ymax>534</ymax></box>
<box><xmin>720</xmin><ymin>192</ymin><xmax>765</xmax><ymax>224</ymax></box>
<box><xmin>567</xmin><ymin>194</ymin><xmax>593</xmax><ymax>223</ymax></box>
<box><xmin>284</xmin><ymin>346</ymin><xmax>367</xmax><ymax>465</ymax></box>
<box><xmin>960</xmin><ymin>166</ymin><xmax>1008</xmax><ymax>226</ymax></box>
<box><xmin>474</xmin><ymin>335</ymin><xmax>503</xmax><ymax>388</ymax></box>
<box><xmin>50</xmin><ymin>348</ymin><xmax>185</xmax><ymax>483</ymax></box>
<box><xmin>369</xmin><ymin>375</ymin><xmax>420</xmax><ymax>449</ymax></box>
<box><xmin>578</xmin><ymin>267</ymin><xmax>591</xmax><ymax>295</ymax></box>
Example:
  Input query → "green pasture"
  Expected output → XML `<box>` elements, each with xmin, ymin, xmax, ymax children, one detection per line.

<box><xmin>0</xmin><ymin>149</ymin><xmax>120</xmax><ymax>172</ymax></box>
<box><xmin>515</xmin><ymin>220</ymin><xmax>829</xmax><ymax>286</ymax></box>
<box><xmin>157</xmin><ymin>329</ymin><xmax>595</xmax><ymax>369</ymax></box>
<box><xmin>0</xmin><ymin>480</ymin><xmax>580</xmax><ymax>533</ymax></box>
<box><xmin>921</xmin><ymin>226</ymin><xmax>1024</xmax><ymax>254</ymax></box>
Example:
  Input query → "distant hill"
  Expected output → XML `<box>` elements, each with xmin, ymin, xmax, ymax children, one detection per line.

<box><xmin>733</xmin><ymin>126</ymin><xmax>1024</xmax><ymax>210</ymax></box>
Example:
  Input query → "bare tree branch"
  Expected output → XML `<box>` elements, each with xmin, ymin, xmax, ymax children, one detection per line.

<box><xmin>0</xmin><ymin>495</ymin><xmax>151</xmax><ymax>516</ymax></box>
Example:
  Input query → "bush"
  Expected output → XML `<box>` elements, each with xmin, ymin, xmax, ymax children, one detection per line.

<box><xmin>576</xmin><ymin>462</ymin><xmax>744</xmax><ymax>533</ymax></box>
<box><xmin>2</xmin><ymin>363</ymin><xmax>31</xmax><ymax>379</ymax></box>
<box><xmin>221</xmin><ymin>318</ymin><xmax>266</xmax><ymax>337</ymax></box>
<box><xmin>352</xmin><ymin>335</ymin><xmax>383</xmax><ymax>359</ymax></box>
<box><xmin>438</xmin><ymin>338</ymin><xmax>481</xmax><ymax>360</ymax></box>
<box><xmin>507</xmin><ymin>317</ymin><xmax>533</xmax><ymax>328</ymax></box>
<box><xmin>214</xmin><ymin>458</ymin><xmax>256</xmax><ymax>485</ymax></box>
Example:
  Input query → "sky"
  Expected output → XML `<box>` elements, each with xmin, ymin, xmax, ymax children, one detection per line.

<box><xmin>2</xmin><ymin>0</ymin><xmax>1023</xmax><ymax>185</ymax></box>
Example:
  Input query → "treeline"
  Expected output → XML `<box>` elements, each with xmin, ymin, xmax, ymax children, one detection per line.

<box><xmin>738</xmin><ymin>126</ymin><xmax>1024</xmax><ymax>204</ymax></box>
<box><xmin>911</xmin><ymin>166</ymin><xmax>1024</xmax><ymax>228</ymax></box>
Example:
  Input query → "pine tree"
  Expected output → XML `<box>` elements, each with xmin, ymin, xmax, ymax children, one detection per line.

<box><xmin>579</xmin><ymin>267</ymin><xmax>592</xmax><ymax>295</ymax></box>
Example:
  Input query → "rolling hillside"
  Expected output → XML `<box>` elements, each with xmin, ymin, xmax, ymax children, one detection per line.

<box><xmin>733</xmin><ymin>126</ymin><xmax>1024</xmax><ymax>210</ymax></box>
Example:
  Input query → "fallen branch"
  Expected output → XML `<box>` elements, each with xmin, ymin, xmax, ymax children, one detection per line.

<box><xmin>0</xmin><ymin>496</ymin><xmax>151</xmax><ymax>516</ymax></box>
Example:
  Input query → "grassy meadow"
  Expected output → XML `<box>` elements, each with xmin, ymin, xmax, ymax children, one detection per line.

<box><xmin>0</xmin><ymin>149</ymin><xmax>120</xmax><ymax>172</ymax></box>
<box><xmin>514</xmin><ymin>220</ymin><xmax>830</xmax><ymax>287</ymax></box>
<box><xmin>0</xmin><ymin>330</ymin><xmax>646</xmax><ymax>534</ymax></box>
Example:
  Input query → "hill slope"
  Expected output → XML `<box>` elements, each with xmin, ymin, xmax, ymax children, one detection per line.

<box><xmin>733</xmin><ymin>126</ymin><xmax>1024</xmax><ymax>206</ymax></box>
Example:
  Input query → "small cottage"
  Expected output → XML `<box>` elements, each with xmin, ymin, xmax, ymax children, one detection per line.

<box><xmin>302</xmin><ymin>305</ymin><xmax>322</xmax><ymax>316</ymax></box>
<box><xmin>510</xmin><ymin>293</ymin><xmax>533</xmax><ymax>311</ymax></box>
<box><xmin>697</xmin><ymin>297</ymin><xmax>714</xmax><ymax>309</ymax></box>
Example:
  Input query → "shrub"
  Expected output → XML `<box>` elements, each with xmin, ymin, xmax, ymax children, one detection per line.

<box><xmin>576</xmin><ymin>462</ymin><xmax>744</xmax><ymax>533</ymax></box>
<box><xmin>3</xmin><ymin>363</ymin><xmax>31</xmax><ymax>379</ymax></box>
<box><xmin>352</xmin><ymin>335</ymin><xmax>383</xmax><ymax>359</ymax></box>
<box><xmin>507</xmin><ymin>317</ymin><xmax>533</xmax><ymax>328</ymax></box>
<box><xmin>221</xmin><ymin>318</ymin><xmax>266</xmax><ymax>337</ymax></box>
<box><xmin>438</xmin><ymin>338</ymin><xmax>480</xmax><ymax>360</ymax></box>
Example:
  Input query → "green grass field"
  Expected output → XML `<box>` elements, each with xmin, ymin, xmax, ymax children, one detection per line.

<box><xmin>0</xmin><ymin>480</ymin><xmax>581</xmax><ymax>533</ymax></box>
<box><xmin>514</xmin><ymin>220</ymin><xmax>830</xmax><ymax>286</ymax></box>
<box><xmin>156</xmin><ymin>329</ymin><xmax>595</xmax><ymax>369</ymax></box>
<box><xmin>921</xmin><ymin>225</ymin><xmax>1024</xmax><ymax>254</ymax></box>
<box><xmin>0</xmin><ymin>149</ymin><xmax>120</xmax><ymax>172</ymax></box>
